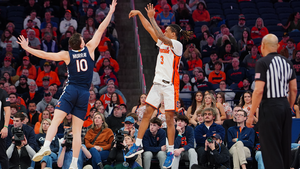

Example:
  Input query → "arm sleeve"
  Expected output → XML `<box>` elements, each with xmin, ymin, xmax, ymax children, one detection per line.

<box><xmin>194</xmin><ymin>125</ymin><xmax>206</xmax><ymax>146</ymax></box>
<box><xmin>84</xmin><ymin>130</ymin><xmax>94</xmax><ymax>149</ymax></box>
<box><xmin>254</xmin><ymin>59</ymin><xmax>267</xmax><ymax>82</ymax></box>
<box><xmin>212</xmin><ymin>145</ymin><xmax>230</xmax><ymax>164</ymax></box>
<box><xmin>28</xmin><ymin>128</ymin><xmax>38</xmax><ymax>151</ymax></box>
<box><xmin>227</xmin><ymin>128</ymin><xmax>235</xmax><ymax>149</ymax></box>
<box><xmin>6</xmin><ymin>143</ymin><xmax>15</xmax><ymax>159</ymax></box>
<box><xmin>25</xmin><ymin>144</ymin><xmax>36</xmax><ymax>159</ymax></box>
<box><xmin>217</xmin><ymin>125</ymin><xmax>226</xmax><ymax>141</ymax></box>
<box><xmin>51</xmin><ymin>136</ymin><xmax>59</xmax><ymax>153</ymax></box>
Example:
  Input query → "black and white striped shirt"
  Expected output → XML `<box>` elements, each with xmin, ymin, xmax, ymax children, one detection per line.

<box><xmin>255</xmin><ymin>52</ymin><xmax>296</xmax><ymax>99</ymax></box>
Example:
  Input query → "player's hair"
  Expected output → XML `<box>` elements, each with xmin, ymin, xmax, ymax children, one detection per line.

<box><xmin>150</xmin><ymin>117</ymin><xmax>162</xmax><ymax>127</ymax></box>
<box><xmin>168</xmin><ymin>24</ymin><xmax>193</xmax><ymax>41</ymax></box>
<box><xmin>68</xmin><ymin>33</ymin><xmax>82</xmax><ymax>50</ymax></box>
<box><xmin>176</xmin><ymin>114</ymin><xmax>189</xmax><ymax>124</ymax></box>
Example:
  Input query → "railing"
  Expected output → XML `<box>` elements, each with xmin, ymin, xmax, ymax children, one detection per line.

<box><xmin>130</xmin><ymin>0</ymin><xmax>146</xmax><ymax>94</ymax></box>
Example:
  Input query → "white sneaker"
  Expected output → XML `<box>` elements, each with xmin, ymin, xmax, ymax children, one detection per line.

<box><xmin>32</xmin><ymin>146</ymin><xmax>51</xmax><ymax>162</ymax></box>
<box><xmin>83</xmin><ymin>164</ymin><xmax>93</xmax><ymax>169</ymax></box>
<box><xmin>69</xmin><ymin>162</ymin><xmax>78</xmax><ymax>169</ymax></box>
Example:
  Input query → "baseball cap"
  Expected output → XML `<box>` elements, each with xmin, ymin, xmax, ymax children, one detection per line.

<box><xmin>23</xmin><ymin>56</ymin><xmax>29</xmax><ymax>61</ymax></box>
<box><xmin>99</xmin><ymin>46</ymin><xmax>108</xmax><ymax>52</ymax></box>
<box><xmin>106</xmin><ymin>78</ymin><xmax>115</xmax><ymax>84</ymax></box>
<box><xmin>283</xmin><ymin>32</ymin><xmax>289</xmax><ymax>37</ymax></box>
<box><xmin>114</xmin><ymin>104</ymin><xmax>120</xmax><ymax>109</ymax></box>
<box><xmin>19</xmin><ymin>75</ymin><xmax>27</xmax><ymax>81</ymax></box>
<box><xmin>232</xmin><ymin>52</ymin><xmax>239</xmax><ymax>58</ymax></box>
<box><xmin>44</xmin><ymin>92</ymin><xmax>52</xmax><ymax>97</ymax></box>
<box><xmin>82</xmin><ymin>0</ymin><xmax>89</xmax><ymax>3</ymax></box>
<box><xmin>43</xmin><ymin>76</ymin><xmax>50</xmax><ymax>81</ymax></box>
<box><xmin>124</xmin><ymin>116</ymin><xmax>134</xmax><ymax>124</ymax></box>
<box><xmin>212</xmin><ymin>133</ymin><xmax>222</xmax><ymax>140</ymax></box>
<box><xmin>99</xmin><ymin>0</ymin><xmax>106</xmax><ymax>4</ymax></box>
<box><xmin>65</xmin><ymin>10</ymin><xmax>71</xmax><ymax>14</ymax></box>
<box><xmin>239</xmin><ymin>14</ymin><xmax>245</xmax><ymax>20</ymax></box>
<box><xmin>4</xmin><ymin>56</ymin><xmax>11</xmax><ymax>62</ymax></box>
<box><xmin>44</xmin><ymin>62</ymin><xmax>50</xmax><ymax>66</ymax></box>
<box><xmin>247</xmin><ymin>40</ymin><xmax>254</xmax><ymax>45</ymax></box>
<box><xmin>207</xmin><ymin>34</ymin><xmax>214</xmax><ymax>39</ymax></box>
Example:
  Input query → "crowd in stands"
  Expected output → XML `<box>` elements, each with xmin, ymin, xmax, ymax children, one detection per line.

<box><xmin>1</xmin><ymin>0</ymin><xmax>300</xmax><ymax>169</ymax></box>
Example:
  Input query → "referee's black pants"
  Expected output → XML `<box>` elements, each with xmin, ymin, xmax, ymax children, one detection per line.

<box><xmin>259</xmin><ymin>98</ymin><xmax>291</xmax><ymax>169</ymax></box>
<box><xmin>0</xmin><ymin>136</ymin><xmax>8</xmax><ymax>168</ymax></box>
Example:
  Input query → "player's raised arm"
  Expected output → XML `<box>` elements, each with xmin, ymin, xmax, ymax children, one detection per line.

<box><xmin>17</xmin><ymin>35</ymin><xmax>68</xmax><ymax>62</ymax></box>
<box><xmin>86</xmin><ymin>0</ymin><xmax>117</xmax><ymax>50</ymax></box>
<box><xmin>129</xmin><ymin>10</ymin><xmax>158</xmax><ymax>42</ymax></box>
<box><xmin>146</xmin><ymin>3</ymin><xmax>173</xmax><ymax>47</ymax></box>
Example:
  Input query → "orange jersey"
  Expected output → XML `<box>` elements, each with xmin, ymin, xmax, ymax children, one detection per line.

<box><xmin>100</xmin><ymin>93</ymin><xmax>124</xmax><ymax>109</ymax></box>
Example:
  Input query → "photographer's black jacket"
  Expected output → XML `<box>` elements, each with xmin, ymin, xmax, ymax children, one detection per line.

<box><xmin>8</xmin><ymin>146</ymin><xmax>31</xmax><ymax>169</ymax></box>
<box><xmin>200</xmin><ymin>143</ymin><xmax>230</xmax><ymax>168</ymax></box>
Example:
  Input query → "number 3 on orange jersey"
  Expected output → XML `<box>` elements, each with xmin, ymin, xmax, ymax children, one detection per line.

<box><xmin>160</xmin><ymin>55</ymin><xmax>164</xmax><ymax>65</ymax></box>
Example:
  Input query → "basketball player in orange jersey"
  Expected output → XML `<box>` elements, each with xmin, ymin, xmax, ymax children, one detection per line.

<box><xmin>126</xmin><ymin>4</ymin><xmax>192</xmax><ymax>168</ymax></box>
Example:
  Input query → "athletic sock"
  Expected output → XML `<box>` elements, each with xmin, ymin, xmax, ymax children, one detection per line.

<box><xmin>43</xmin><ymin>140</ymin><xmax>51</xmax><ymax>147</ymax></box>
<box><xmin>71</xmin><ymin>157</ymin><xmax>78</xmax><ymax>165</ymax></box>
<box><xmin>168</xmin><ymin>145</ymin><xmax>174</xmax><ymax>153</ymax></box>
<box><xmin>135</xmin><ymin>138</ymin><xmax>142</xmax><ymax>147</ymax></box>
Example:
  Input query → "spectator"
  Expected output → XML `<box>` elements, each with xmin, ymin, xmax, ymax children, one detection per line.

<box><xmin>8</xmin><ymin>93</ymin><xmax>27</xmax><ymax>113</ymax></box>
<box><xmin>187</xmin><ymin>49</ymin><xmax>202</xmax><ymax>71</ymax></box>
<box><xmin>105</xmin><ymin>92</ymin><xmax>121</xmax><ymax>116</ymax></box>
<box><xmin>96</xmin><ymin>50</ymin><xmax>119</xmax><ymax>73</ymax></box>
<box><xmin>59</xmin><ymin>0</ymin><xmax>76</xmax><ymax>19</ymax></box>
<box><xmin>179</xmin><ymin>73</ymin><xmax>192</xmax><ymax>100</ymax></box>
<box><xmin>154</xmin><ymin>0</ymin><xmax>172</xmax><ymax>19</ymax></box>
<box><xmin>60</xmin><ymin>10</ymin><xmax>78</xmax><ymax>34</ymax></box>
<box><xmin>131</xmin><ymin>94</ymin><xmax>147</xmax><ymax>125</ymax></box>
<box><xmin>193</xmin><ymin>71</ymin><xmax>214</xmax><ymax>91</ymax></box>
<box><xmin>215</xmin><ymin>81</ymin><xmax>235</xmax><ymax>103</ymax></box>
<box><xmin>95</xmin><ymin>0</ymin><xmax>115</xmax><ymax>22</ymax></box>
<box><xmin>208</xmin><ymin>61</ymin><xmax>226</xmax><ymax>85</ymax></box>
<box><xmin>238</xmin><ymin>30</ymin><xmax>251</xmax><ymax>52</ymax></box>
<box><xmin>218</xmin><ymin>39</ymin><xmax>235</xmax><ymax>64</ymax></box>
<box><xmin>226</xmin><ymin>58</ymin><xmax>249</xmax><ymax>85</ymax></box>
<box><xmin>205</xmin><ymin>52</ymin><xmax>224</xmax><ymax>75</ymax></box>
<box><xmin>23</xmin><ymin>10</ymin><xmax>41</xmax><ymax>29</ymax></box>
<box><xmin>21</xmin><ymin>20</ymin><xmax>40</xmax><ymax>39</ymax></box>
<box><xmin>227</xmin><ymin>109</ymin><xmax>255</xmax><ymax>169</ymax></box>
<box><xmin>202</xmin><ymin>34</ymin><xmax>218</xmax><ymax>59</ymax></box>
<box><xmin>6</xmin><ymin>22</ymin><xmax>19</xmax><ymax>38</ymax></box>
<box><xmin>186</xmin><ymin>91</ymin><xmax>203</xmax><ymax>125</ymax></box>
<box><xmin>27</xmin><ymin>102</ymin><xmax>40</xmax><ymax>126</ymax></box>
<box><xmin>280</xmin><ymin>38</ymin><xmax>297</xmax><ymax>60</ymax></box>
<box><xmin>156</xmin><ymin>5</ymin><xmax>176</xmax><ymax>31</ymax></box>
<box><xmin>25</xmin><ymin>0</ymin><xmax>41</xmax><ymax>17</ymax></box>
<box><xmin>95</xmin><ymin>11</ymin><xmax>106</xmax><ymax>27</ymax></box>
<box><xmin>277</xmin><ymin>32</ymin><xmax>290</xmax><ymax>53</ymax></box>
<box><xmin>142</xmin><ymin>117</ymin><xmax>166</xmax><ymax>169</ymax></box>
<box><xmin>79</xmin><ymin>7</ymin><xmax>95</xmax><ymax>31</ymax></box>
<box><xmin>35</xmin><ymin>62</ymin><xmax>61</xmax><ymax>87</ymax></box>
<box><xmin>216</xmin><ymin>28</ymin><xmax>238</xmax><ymax>50</ymax></box>
<box><xmin>215</xmin><ymin>24</ymin><xmax>234</xmax><ymax>42</ymax></box>
<box><xmin>194</xmin><ymin>107</ymin><xmax>225</xmax><ymax>163</ymax></box>
<box><xmin>40</xmin><ymin>11</ymin><xmax>58</xmax><ymax>32</ymax></box>
<box><xmin>36</xmin><ymin>91</ymin><xmax>58</xmax><ymax>113</ymax></box>
<box><xmin>35</xmin><ymin>118</ymin><xmax>59</xmax><ymax>169</ymax></box>
<box><xmin>172</xmin><ymin>115</ymin><xmax>198</xmax><ymax>169</ymax></box>
<box><xmin>106</xmin><ymin>105</ymin><xmax>126</xmax><ymax>133</ymax></box>
<box><xmin>192</xmin><ymin>1</ymin><xmax>210</xmax><ymax>22</ymax></box>
<box><xmin>27</xmin><ymin>30</ymin><xmax>41</xmax><ymax>50</ymax></box>
<box><xmin>0</xmin><ymin>29</ymin><xmax>18</xmax><ymax>49</ymax></box>
<box><xmin>98</xmin><ymin>80</ymin><xmax>126</xmax><ymax>103</ymax></box>
<box><xmin>192</xmin><ymin>133</ymin><xmax>230</xmax><ymax>169</ymax></box>
<box><xmin>41</xmin><ymin>33</ymin><xmax>58</xmax><ymax>53</ymax></box>
<box><xmin>183</xmin><ymin>43</ymin><xmax>198</xmax><ymax>60</ymax></box>
<box><xmin>243</xmin><ymin>45</ymin><xmax>262</xmax><ymax>70</ymax></box>
<box><xmin>175</xmin><ymin>1</ymin><xmax>192</xmax><ymax>30</ymax></box>
<box><xmin>119</xmin><ymin>116</ymin><xmax>139</xmax><ymax>139</ymax></box>
<box><xmin>34</xmin><ymin>110</ymin><xmax>51</xmax><ymax>134</ymax></box>
<box><xmin>40</xmin><ymin>0</ymin><xmax>58</xmax><ymax>18</ymax></box>
<box><xmin>222</xmin><ymin>105</ymin><xmax>240</xmax><ymax>144</ymax></box>
<box><xmin>100</xmin><ymin>84</ymin><xmax>125</xmax><ymax>109</ymax></box>
<box><xmin>216</xmin><ymin>92</ymin><xmax>233</xmax><ymax>119</ymax></box>
<box><xmin>78</xmin><ymin>0</ymin><xmax>91</xmax><ymax>17</ymax></box>
<box><xmin>0</xmin><ymin>57</ymin><xmax>15</xmax><ymax>77</ymax></box>
<box><xmin>251</xmin><ymin>18</ymin><xmax>269</xmax><ymax>39</ymax></box>
<box><xmin>16</xmin><ymin>75</ymin><xmax>29</xmax><ymax>96</ymax></box>
<box><xmin>199</xmin><ymin>30</ymin><xmax>209</xmax><ymax>50</ymax></box>
<box><xmin>230</xmin><ymin>14</ymin><xmax>250</xmax><ymax>41</ymax></box>
<box><xmin>277</xmin><ymin>12</ymin><xmax>300</xmax><ymax>32</ymax></box>
<box><xmin>172</xmin><ymin>0</ymin><xmax>192</xmax><ymax>13</ymax></box>
<box><xmin>84</xmin><ymin>113</ymin><xmax>114</xmax><ymax>169</ymax></box>
<box><xmin>189</xmin><ymin>0</ymin><xmax>201</xmax><ymax>11</ymax></box>
<box><xmin>81</xmin><ymin>18</ymin><xmax>97</xmax><ymax>37</ymax></box>
<box><xmin>292</xmin><ymin>50</ymin><xmax>300</xmax><ymax>76</ymax></box>
<box><xmin>100</xmin><ymin>66</ymin><xmax>118</xmax><ymax>87</ymax></box>
<box><xmin>239</xmin><ymin>91</ymin><xmax>258</xmax><ymax>123</ymax></box>
<box><xmin>6</xmin><ymin>113</ymin><xmax>37</xmax><ymax>169</ymax></box>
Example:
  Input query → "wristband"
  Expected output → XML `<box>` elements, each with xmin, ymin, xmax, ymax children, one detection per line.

<box><xmin>101</xmin><ymin>147</ymin><xmax>103</xmax><ymax>151</ymax></box>
<box><xmin>178</xmin><ymin>134</ymin><xmax>182</xmax><ymax>137</ymax></box>
<box><xmin>236</xmin><ymin>138</ymin><xmax>238</xmax><ymax>141</ymax></box>
<box><xmin>4</xmin><ymin>125</ymin><xmax>8</xmax><ymax>128</ymax></box>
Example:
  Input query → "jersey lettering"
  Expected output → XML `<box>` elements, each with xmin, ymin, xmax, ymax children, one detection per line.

<box><xmin>160</xmin><ymin>55</ymin><xmax>164</xmax><ymax>65</ymax></box>
<box><xmin>76</xmin><ymin>59</ymin><xmax>88</xmax><ymax>72</ymax></box>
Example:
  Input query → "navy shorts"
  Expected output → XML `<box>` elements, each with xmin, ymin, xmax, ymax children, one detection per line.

<box><xmin>55</xmin><ymin>84</ymin><xmax>90</xmax><ymax>120</ymax></box>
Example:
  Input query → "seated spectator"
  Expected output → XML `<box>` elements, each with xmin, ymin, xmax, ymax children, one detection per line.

<box><xmin>215</xmin><ymin>81</ymin><xmax>235</xmax><ymax>103</ymax></box>
<box><xmin>36</xmin><ymin>118</ymin><xmax>59</xmax><ymax>169</ymax></box>
<box><xmin>227</xmin><ymin>109</ymin><xmax>255</xmax><ymax>169</ymax></box>
<box><xmin>95</xmin><ymin>11</ymin><xmax>106</xmax><ymax>28</ymax></box>
<box><xmin>100</xmin><ymin>66</ymin><xmax>118</xmax><ymax>87</ymax></box>
<box><xmin>154</xmin><ymin>0</ymin><xmax>172</xmax><ymax>19</ymax></box>
<box><xmin>218</xmin><ymin>39</ymin><xmax>235</xmax><ymax>64</ymax></box>
<box><xmin>0</xmin><ymin>29</ymin><xmax>18</xmax><ymax>49</ymax></box>
<box><xmin>59</xmin><ymin>0</ymin><xmax>76</xmax><ymax>19</ymax></box>
<box><xmin>243</xmin><ymin>45</ymin><xmax>262</xmax><ymax>70</ymax></box>
<box><xmin>131</xmin><ymin>94</ymin><xmax>147</xmax><ymax>125</ymax></box>
<box><xmin>40</xmin><ymin>11</ymin><xmax>58</xmax><ymax>33</ymax></box>
<box><xmin>238</xmin><ymin>30</ymin><xmax>251</xmax><ymax>52</ymax></box>
<box><xmin>83</xmin><ymin>107</ymin><xmax>96</xmax><ymax>128</ymax></box>
<box><xmin>25</xmin><ymin>0</ymin><xmax>41</xmax><ymax>17</ymax></box>
<box><xmin>119</xmin><ymin>116</ymin><xmax>139</xmax><ymax>139</ymax></box>
<box><xmin>192</xmin><ymin>133</ymin><xmax>230</xmax><ymax>169</ymax></box>
<box><xmin>216</xmin><ymin>28</ymin><xmax>238</xmax><ymax>51</ymax></box>
<box><xmin>36</xmin><ymin>91</ymin><xmax>58</xmax><ymax>113</ymax></box>
<box><xmin>23</xmin><ymin>10</ymin><xmax>41</xmax><ymax>29</ymax></box>
<box><xmin>41</xmin><ymin>33</ymin><xmax>58</xmax><ymax>53</ymax></box>
<box><xmin>194</xmin><ymin>107</ymin><xmax>225</xmax><ymax>163</ymax></box>
<box><xmin>187</xmin><ymin>49</ymin><xmax>202</xmax><ymax>71</ymax></box>
<box><xmin>277</xmin><ymin>32</ymin><xmax>290</xmax><ymax>53</ymax></box>
<box><xmin>172</xmin><ymin>115</ymin><xmax>198</xmax><ymax>169</ymax></box>
<box><xmin>280</xmin><ymin>38</ymin><xmax>297</xmax><ymax>60</ymax></box>
<box><xmin>222</xmin><ymin>105</ymin><xmax>240</xmax><ymax>144</ymax></box>
<box><xmin>216</xmin><ymin>92</ymin><xmax>233</xmax><ymax>120</ymax></box>
<box><xmin>141</xmin><ymin>117</ymin><xmax>166</xmax><ymax>169</ymax></box>
<box><xmin>179</xmin><ymin>73</ymin><xmax>192</xmax><ymax>100</ymax></box>
<box><xmin>105</xmin><ymin>92</ymin><xmax>122</xmax><ymax>116</ymax></box>
<box><xmin>95</xmin><ymin>0</ymin><xmax>115</xmax><ymax>22</ymax></box>
<box><xmin>202</xmin><ymin>34</ymin><xmax>218</xmax><ymax>58</ymax></box>
<box><xmin>251</xmin><ymin>18</ymin><xmax>269</xmax><ymax>39</ymax></box>
<box><xmin>84</xmin><ymin>113</ymin><xmax>114</xmax><ymax>168</ymax></box>
<box><xmin>172</xmin><ymin>0</ymin><xmax>192</xmax><ymax>13</ymax></box>
<box><xmin>40</xmin><ymin>0</ymin><xmax>58</xmax><ymax>18</ymax></box>
<box><xmin>6</xmin><ymin>22</ymin><xmax>19</xmax><ymax>38</ymax></box>
<box><xmin>292</xmin><ymin>50</ymin><xmax>300</xmax><ymax>76</ymax></box>
<box><xmin>183</xmin><ymin>43</ymin><xmax>198</xmax><ymax>60</ymax></box>
<box><xmin>106</xmin><ymin>105</ymin><xmax>126</xmax><ymax>133</ymax></box>
<box><xmin>239</xmin><ymin>91</ymin><xmax>258</xmax><ymax>123</ymax></box>
<box><xmin>193</xmin><ymin>71</ymin><xmax>213</xmax><ymax>91</ymax></box>
<box><xmin>230</xmin><ymin>14</ymin><xmax>250</xmax><ymax>41</ymax></box>
<box><xmin>0</xmin><ymin>57</ymin><xmax>16</xmax><ymax>77</ymax></box>
<box><xmin>96</xmin><ymin>50</ymin><xmax>119</xmax><ymax>73</ymax></box>
<box><xmin>192</xmin><ymin>1</ymin><xmax>210</xmax><ymax>22</ymax></box>
<box><xmin>36</xmin><ymin>62</ymin><xmax>61</xmax><ymax>87</ymax></box>
<box><xmin>6</xmin><ymin>113</ymin><xmax>37</xmax><ymax>169</ymax></box>
<box><xmin>156</xmin><ymin>4</ymin><xmax>176</xmax><ymax>31</ymax></box>
<box><xmin>27</xmin><ymin>30</ymin><xmax>41</xmax><ymax>50</ymax></box>
<box><xmin>208</xmin><ymin>61</ymin><xmax>226</xmax><ymax>85</ymax></box>
<box><xmin>60</xmin><ymin>25</ymin><xmax>76</xmax><ymax>44</ymax></box>
<box><xmin>78</xmin><ymin>6</ymin><xmax>95</xmax><ymax>31</ymax></box>
<box><xmin>60</xmin><ymin>10</ymin><xmax>78</xmax><ymax>34</ymax></box>
<box><xmin>277</xmin><ymin>12</ymin><xmax>300</xmax><ymax>32</ymax></box>
<box><xmin>226</xmin><ymin>58</ymin><xmax>249</xmax><ymax>86</ymax></box>
<box><xmin>27</xmin><ymin>102</ymin><xmax>40</xmax><ymax>126</ymax></box>
<box><xmin>99</xmin><ymin>80</ymin><xmax>126</xmax><ymax>103</ymax></box>
<box><xmin>215</xmin><ymin>24</ymin><xmax>233</xmax><ymax>42</ymax></box>
<box><xmin>21</xmin><ymin>20</ymin><xmax>40</xmax><ymax>39</ymax></box>
<box><xmin>78</xmin><ymin>0</ymin><xmax>91</xmax><ymax>17</ymax></box>
<box><xmin>34</xmin><ymin>110</ymin><xmax>51</xmax><ymax>134</ymax></box>
<box><xmin>16</xmin><ymin>56</ymin><xmax>37</xmax><ymax>80</ymax></box>
<box><xmin>16</xmin><ymin>75</ymin><xmax>29</xmax><ymax>96</ymax></box>
<box><xmin>205</xmin><ymin>52</ymin><xmax>224</xmax><ymax>75</ymax></box>
<box><xmin>81</xmin><ymin>18</ymin><xmax>97</xmax><ymax>37</ymax></box>
<box><xmin>175</xmin><ymin>1</ymin><xmax>192</xmax><ymax>30</ymax></box>
<box><xmin>199</xmin><ymin>30</ymin><xmax>210</xmax><ymax>49</ymax></box>
<box><xmin>189</xmin><ymin>0</ymin><xmax>200</xmax><ymax>11</ymax></box>
<box><xmin>9</xmin><ymin>93</ymin><xmax>27</xmax><ymax>113</ymax></box>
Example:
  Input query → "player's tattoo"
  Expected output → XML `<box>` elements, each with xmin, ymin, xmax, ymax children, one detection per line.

<box><xmin>149</xmin><ymin>18</ymin><xmax>173</xmax><ymax>47</ymax></box>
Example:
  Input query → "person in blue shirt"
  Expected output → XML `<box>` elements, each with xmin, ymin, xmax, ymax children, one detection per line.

<box><xmin>142</xmin><ymin>117</ymin><xmax>166</xmax><ymax>169</ymax></box>
<box><xmin>119</xmin><ymin>116</ymin><xmax>139</xmax><ymax>139</ymax></box>
<box><xmin>17</xmin><ymin>1</ymin><xmax>117</xmax><ymax>168</ymax></box>
<box><xmin>172</xmin><ymin>115</ymin><xmax>197</xmax><ymax>169</ymax></box>
<box><xmin>227</xmin><ymin>109</ymin><xmax>255</xmax><ymax>169</ymax></box>
<box><xmin>194</xmin><ymin>107</ymin><xmax>225</xmax><ymax>163</ymax></box>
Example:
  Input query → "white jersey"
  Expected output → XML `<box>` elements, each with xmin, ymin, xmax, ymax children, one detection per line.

<box><xmin>153</xmin><ymin>39</ymin><xmax>183</xmax><ymax>85</ymax></box>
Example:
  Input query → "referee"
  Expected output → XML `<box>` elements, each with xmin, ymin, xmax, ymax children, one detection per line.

<box><xmin>0</xmin><ymin>88</ymin><xmax>11</xmax><ymax>168</ymax></box>
<box><xmin>247</xmin><ymin>34</ymin><xmax>298</xmax><ymax>169</ymax></box>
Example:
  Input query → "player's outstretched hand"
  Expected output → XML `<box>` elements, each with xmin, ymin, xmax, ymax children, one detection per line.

<box><xmin>109</xmin><ymin>0</ymin><xmax>117</xmax><ymax>14</ymax></box>
<box><xmin>16</xmin><ymin>35</ymin><xmax>29</xmax><ymax>50</ymax></box>
<box><xmin>129</xmin><ymin>10</ymin><xmax>140</xmax><ymax>19</ymax></box>
<box><xmin>145</xmin><ymin>3</ymin><xmax>155</xmax><ymax>18</ymax></box>
<box><xmin>246</xmin><ymin>116</ymin><xmax>254</xmax><ymax>128</ymax></box>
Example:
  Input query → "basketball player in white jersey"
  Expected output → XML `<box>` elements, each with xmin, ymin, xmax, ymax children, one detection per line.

<box><xmin>126</xmin><ymin>4</ymin><xmax>192</xmax><ymax>168</ymax></box>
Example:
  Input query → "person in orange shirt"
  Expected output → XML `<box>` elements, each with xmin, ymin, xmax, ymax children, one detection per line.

<box><xmin>208</xmin><ymin>60</ymin><xmax>226</xmax><ymax>84</ymax></box>
<box><xmin>95</xmin><ymin>50</ymin><xmax>119</xmax><ymax>73</ymax></box>
<box><xmin>100</xmin><ymin>84</ymin><xmax>124</xmax><ymax>109</ymax></box>
<box><xmin>251</xmin><ymin>18</ymin><xmax>269</xmax><ymax>39</ymax></box>
<box><xmin>35</xmin><ymin>62</ymin><xmax>61</xmax><ymax>87</ymax></box>
<box><xmin>277</xmin><ymin>32</ymin><xmax>290</xmax><ymax>53</ymax></box>
<box><xmin>21</xmin><ymin>19</ymin><xmax>40</xmax><ymax>38</ymax></box>
<box><xmin>85</xmin><ymin>90</ymin><xmax>97</xmax><ymax>118</ymax></box>
<box><xmin>154</xmin><ymin>0</ymin><xmax>172</xmax><ymax>19</ymax></box>
<box><xmin>192</xmin><ymin>1</ymin><xmax>210</xmax><ymax>22</ymax></box>
<box><xmin>8</xmin><ymin>85</ymin><xmax>27</xmax><ymax>108</ymax></box>
<box><xmin>16</xmin><ymin>56</ymin><xmax>37</xmax><ymax>80</ymax></box>
<box><xmin>187</xmin><ymin>49</ymin><xmax>202</xmax><ymax>71</ymax></box>
<box><xmin>97</xmin><ymin>29</ymin><xmax>111</xmax><ymax>52</ymax></box>
<box><xmin>34</xmin><ymin>110</ymin><xmax>51</xmax><ymax>134</ymax></box>
<box><xmin>83</xmin><ymin>107</ymin><xmax>96</xmax><ymax>127</ymax></box>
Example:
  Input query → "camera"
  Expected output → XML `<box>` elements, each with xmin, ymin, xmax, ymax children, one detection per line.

<box><xmin>206</xmin><ymin>137</ymin><xmax>214</xmax><ymax>143</ymax></box>
<box><xmin>62</xmin><ymin>133</ymin><xmax>73</xmax><ymax>151</ymax></box>
<box><xmin>12</xmin><ymin>127</ymin><xmax>24</xmax><ymax>146</ymax></box>
<box><xmin>114</xmin><ymin>130</ymin><xmax>129</xmax><ymax>149</ymax></box>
